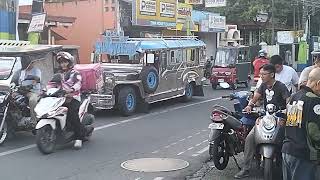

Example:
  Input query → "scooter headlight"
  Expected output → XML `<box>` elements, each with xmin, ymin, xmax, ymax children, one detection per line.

<box><xmin>262</xmin><ymin>115</ymin><xmax>276</xmax><ymax>130</ymax></box>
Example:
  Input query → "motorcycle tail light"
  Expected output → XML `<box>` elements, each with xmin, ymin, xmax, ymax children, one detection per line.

<box><xmin>210</xmin><ymin>111</ymin><xmax>224</xmax><ymax>122</ymax></box>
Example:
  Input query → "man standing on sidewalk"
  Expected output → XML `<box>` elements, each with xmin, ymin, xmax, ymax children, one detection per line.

<box><xmin>282</xmin><ymin>68</ymin><xmax>320</xmax><ymax>180</ymax></box>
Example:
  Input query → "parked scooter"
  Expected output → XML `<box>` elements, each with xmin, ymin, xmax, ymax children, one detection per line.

<box><xmin>34</xmin><ymin>88</ymin><xmax>94</xmax><ymax>154</ymax></box>
<box><xmin>0</xmin><ymin>83</ymin><xmax>37</xmax><ymax>145</ymax></box>
<box><xmin>253</xmin><ymin>104</ymin><xmax>285</xmax><ymax>180</ymax></box>
<box><xmin>208</xmin><ymin>91</ymin><xmax>260</xmax><ymax>170</ymax></box>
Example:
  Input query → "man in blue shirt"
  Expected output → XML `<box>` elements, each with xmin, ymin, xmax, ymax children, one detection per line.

<box><xmin>18</xmin><ymin>60</ymin><xmax>41</xmax><ymax>121</ymax></box>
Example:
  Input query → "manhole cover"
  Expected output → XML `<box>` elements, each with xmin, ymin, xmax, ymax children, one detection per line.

<box><xmin>121</xmin><ymin>158</ymin><xmax>189</xmax><ymax>172</ymax></box>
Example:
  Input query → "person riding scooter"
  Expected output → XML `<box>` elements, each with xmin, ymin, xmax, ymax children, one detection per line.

<box><xmin>48</xmin><ymin>51</ymin><xmax>94</xmax><ymax>149</ymax></box>
<box><xmin>234</xmin><ymin>64</ymin><xmax>290</xmax><ymax>179</ymax></box>
<box><xmin>18</xmin><ymin>58</ymin><xmax>41</xmax><ymax>122</ymax></box>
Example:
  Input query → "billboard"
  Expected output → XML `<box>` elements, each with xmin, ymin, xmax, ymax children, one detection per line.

<box><xmin>0</xmin><ymin>0</ymin><xmax>18</xmax><ymax>40</ymax></box>
<box><xmin>209</xmin><ymin>15</ymin><xmax>226</xmax><ymax>29</ymax></box>
<box><xmin>132</xmin><ymin>0</ymin><xmax>177</xmax><ymax>28</ymax></box>
<box><xmin>185</xmin><ymin>0</ymin><xmax>203</xmax><ymax>5</ymax></box>
<box><xmin>205</xmin><ymin>0</ymin><xmax>226</xmax><ymax>7</ymax></box>
<box><xmin>177</xmin><ymin>3</ymin><xmax>192</xmax><ymax>23</ymax></box>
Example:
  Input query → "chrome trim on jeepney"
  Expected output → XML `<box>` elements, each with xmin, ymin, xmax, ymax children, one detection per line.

<box><xmin>89</xmin><ymin>94</ymin><xmax>115</xmax><ymax>109</ymax></box>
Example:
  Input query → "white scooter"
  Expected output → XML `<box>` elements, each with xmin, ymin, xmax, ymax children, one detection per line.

<box><xmin>34</xmin><ymin>88</ymin><xmax>94</xmax><ymax>154</ymax></box>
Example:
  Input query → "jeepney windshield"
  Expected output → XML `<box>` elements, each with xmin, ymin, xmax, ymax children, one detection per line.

<box><xmin>214</xmin><ymin>48</ymin><xmax>237</xmax><ymax>67</ymax></box>
<box><xmin>0</xmin><ymin>57</ymin><xmax>17</xmax><ymax>80</ymax></box>
<box><xmin>107</xmin><ymin>54</ymin><xmax>141</xmax><ymax>64</ymax></box>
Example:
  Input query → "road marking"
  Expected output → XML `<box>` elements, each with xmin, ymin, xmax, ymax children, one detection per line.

<box><xmin>171</xmin><ymin>142</ymin><xmax>177</xmax><ymax>146</ymax></box>
<box><xmin>195</xmin><ymin>132</ymin><xmax>201</xmax><ymax>135</ymax></box>
<box><xmin>152</xmin><ymin>150</ymin><xmax>159</xmax><ymax>154</ymax></box>
<box><xmin>0</xmin><ymin>144</ymin><xmax>36</xmax><ymax>157</ymax></box>
<box><xmin>0</xmin><ymin>97</ymin><xmax>221</xmax><ymax>157</ymax></box>
<box><xmin>202</xmin><ymin>140</ymin><xmax>208</xmax><ymax>143</ymax></box>
<box><xmin>187</xmin><ymin>147</ymin><xmax>194</xmax><ymax>151</ymax></box>
<box><xmin>154</xmin><ymin>177</ymin><xmax>164</xmax><ymax>180</ymax></box>
<box><xmin>165</xmin><ymin>145</ymin><xmax>171</xmax><ymax>148</ymax></box>
<box><xmin>195</xmin><ymin>143</ymin><xmax>202</xmax><ymax>147</ymax></box>
<box><xmin>187</xmin><ymin>136</ymin><xmax>193</xmax><ymax>139</ymax></box>
<box><xmin>202</xmin><ymin>129</ymin><xmax>207</xmax><ymax>132</ymax></box>
<box><xmin>192</xmin><ymin>146</ymin><xmax>209</xmax><ymax>157</ymax></box>
<box><xmin>177</xmin><ymin>151</ymin><xmax>185</xmax><ymax>156</ymax></box>
<box><xmin>179</xmin><ymin>138</ymin><xmax>186</xmax><ymax>142</ymax></box>
<box><xmin>135</xmin><ymin>178</ymin><xmax>142</xmax><ymax>180</ymax></box>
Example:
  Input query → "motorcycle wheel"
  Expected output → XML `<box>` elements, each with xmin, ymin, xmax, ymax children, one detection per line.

<box><xmin>264</xmin><ymin>158</ymin><xmax>273</xmax><ymax>180</ymax></box>
<box><xmin>210</xmin><ymin>137</ymin><xmax>229</xmax><ymax>170</ymax></box>
<box><xmin>36</xmin><ymin>125</ymin><xmax>57</xmax><ymax>154</ymax></box>
<box><xmin>0</xmin><ymin>121</ymin><xmax>8</xmax><ymax>145</ymax></box>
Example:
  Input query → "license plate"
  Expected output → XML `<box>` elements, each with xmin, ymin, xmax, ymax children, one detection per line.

<box><xmin>208</xmin><ymin>123</ymin><xmax>224</xmax><ymax>129</ymax></box>
<box><xmin>218</xmin><ymin>79</ymin><xmax>224</xmax><ymax>83</ymax></box>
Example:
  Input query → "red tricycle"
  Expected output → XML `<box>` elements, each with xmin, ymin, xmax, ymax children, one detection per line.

<box><xmin>210</xmin><ymin>46</ymin><xmax>251</xmax><ymax>90</ymax></box>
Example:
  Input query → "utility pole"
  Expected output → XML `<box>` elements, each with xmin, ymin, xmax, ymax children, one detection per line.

<box><xmin>271</xmin><ymin>0</ymin><xmax>275</xmax><ymax>45</ymax></box>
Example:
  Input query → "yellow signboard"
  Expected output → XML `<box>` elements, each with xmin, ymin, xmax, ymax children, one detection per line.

<box><xmin>132</xmin><ymin>0</ymin><xmax>177</xmax><ymax>27</ymax></box>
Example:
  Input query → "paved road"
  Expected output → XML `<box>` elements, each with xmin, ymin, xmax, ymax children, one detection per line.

<box><xmin>0</xmin><ymin>86</ymin><xmax>237</xmax><ymax>180</ymax></box>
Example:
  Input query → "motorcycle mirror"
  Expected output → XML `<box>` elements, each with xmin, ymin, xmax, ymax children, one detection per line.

<box><xmin>220</xmin><ymin>82</ymin><xmax>230</xmax><ymax>89</ymax></box>
<box><xmin>10</xmin><ymin>83</ymin><xmax>16</xmax><ymax>89</ymax></box>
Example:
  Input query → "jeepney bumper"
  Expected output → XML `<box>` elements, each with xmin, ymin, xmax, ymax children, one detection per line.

<box><xmin>89</xmin><ymin>94</ymin><xmax>115</xmax><ymax>110</ymax></box>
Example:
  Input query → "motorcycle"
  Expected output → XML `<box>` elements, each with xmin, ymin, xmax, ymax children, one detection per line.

<box><xmin>253</xmin><ymin>104</ymin><xmax>285</xmax><ymax>180</ymax></box>
<box><xmin>34</xmin><ymin>88</ymin><xmax>94</xmax><ymax>154</ymax></box>
<box><xmin>208</xmin><ymin>91</ymin><xmax>260</xmax><ymax>170</ymax></box>
<box><xmin>0</xmin><ymin>84</ymin><xmax>37</xmax><ymax>145</ymax></box>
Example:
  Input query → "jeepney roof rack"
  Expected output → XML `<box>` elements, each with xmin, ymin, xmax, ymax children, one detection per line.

<box><xmin>127</xmin><ymin>36</ymin><xmax>200</xmax><ymax>41</ymax></box>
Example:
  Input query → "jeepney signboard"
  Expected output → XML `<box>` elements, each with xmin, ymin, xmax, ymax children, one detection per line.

<box><xmin>28</xmin><ymin>13</ymin><xmax>46</xmax><ymax>33</ymax></box>
<box><xmin>132</xmin><ymin>0</ymin><xmax>177</xmax><ymax>27</ymax></box>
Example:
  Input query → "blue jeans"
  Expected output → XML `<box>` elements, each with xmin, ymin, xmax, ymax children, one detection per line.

<box><xmin>282</xmin><ymin>153</ymin><xmax>317</xmax><ymax>180</ymax></box>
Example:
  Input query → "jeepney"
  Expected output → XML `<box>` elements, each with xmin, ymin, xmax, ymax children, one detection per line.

<box><xmin>92</xmin><ymin>37</ymin><xmax>206</xmax><ymax>116</ymax></box>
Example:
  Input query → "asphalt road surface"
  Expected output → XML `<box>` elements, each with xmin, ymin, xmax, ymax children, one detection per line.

<box><xmin>0</xmin><ymin>86</ymin><xmax>239</xmax><ymax>180</ymax></box>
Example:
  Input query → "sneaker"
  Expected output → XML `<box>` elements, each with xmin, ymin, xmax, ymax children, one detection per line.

<box><xmin>234</xmin><ymin>169</ymin><xmax>250</xmax><ymax>179</ymax></box>
<box><xmin>74</xmin><ymin>139</ymin><xmax>82</xmax><ymax>149</ymax></box>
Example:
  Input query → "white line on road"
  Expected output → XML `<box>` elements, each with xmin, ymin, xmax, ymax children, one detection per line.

<box><xmin>202</xmin><ymin>129</ymin><xmax>208</xmax><ymax>132</ymax></box>
<box><xmin>154</xmin><ymin>177</ymin><xmax>164</xmax><ymax>180</ymax></box>
<box><xmin>0</xmin><ymin>97</ymin><xmax>221</xmax><ymax>158</ymax></box>
<box><xmin>195</xmin><ymin>132</ymin><xmax>201</xmax><ymax>135</ymax></box>
<box><xmin>135</xmin><ymin>178</ymin><xmax>142</xmax><ymax>180</ymax></box>
<box><xmin>187</xmin><ymin>136</ymin><xmax>193</xmax><ymax>139</ymax></box>
<box><xmin>165</xmin><ymin>145</ymin><xmax>171</xmax><ymax>148</ymax></box>
<box><xmin>187</xmin><ymin>147</ymin><xmax>194</xmax><ymax>151</ymax></box>
<box><xmin>195</xmin><ymin>143</ymin><xmax>202</xmax><ymax>147</ymax></box>
<box><xmin>177</xmin><ymin>151</ymin><xmax>185</xmax><ymax>156</ymax></box>
<box><xmin>151</xmin><ymin>150</ymin><xmax>159</xmax><ymax>154</ymax></box>
<box><xmin>192</xmin><ymin>146</ymin><xmax>209</xmax><ymax>157</ymax></box>
<box><xmin>179</xmin><ymin>138</ymin><xmax>186</xmax><ymax>142</ymax></box>
<box><xmin>202</xmin><ymin>140</ymin><xmax>208</xmax><ymax>143</ymax></box>
<box><xmin>171</xmin><ymin>142</ymin><xmax>177</xmax><ymax>146</ymax></box>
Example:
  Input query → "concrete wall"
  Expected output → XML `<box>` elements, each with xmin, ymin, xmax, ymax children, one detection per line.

<box><xmin>198</xmin><ymin>32</ymin><xmax>217</xmax><ymax>59</ymax></box>
<box><xmin>45</xmin><ymin>0</ymin><xmax>116</xmax><ymax>64</ymax></box>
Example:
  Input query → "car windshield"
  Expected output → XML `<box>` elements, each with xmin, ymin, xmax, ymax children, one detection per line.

<box><xmin>0</xmin><ymin>57</ymin><xmax>16</xmax><ymax>80</ymax></box>
<box><xmin>214</xmin><ymin>49</ymin><xmax>237</xmax><ymax>67</ymax></box>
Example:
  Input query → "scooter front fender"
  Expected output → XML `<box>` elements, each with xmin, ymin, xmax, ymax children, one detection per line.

<box><xmin>36</xmin><ymin>119</ymin><xmax>56</xmax><ymax>130</ymax></box>
<box><xmin>209</xmin><ymin>129</ymin><xmax>223</xmax><ymax>143</ymax></box>
<box><xmin>259</xmin><ymin>144</ymin><xmax>276</xmax><ymax>159</ymax></box>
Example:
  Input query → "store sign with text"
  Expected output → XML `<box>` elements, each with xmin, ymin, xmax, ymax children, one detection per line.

<box><xmin>177</xmin><ymin>3</ymin><xmax>192</xmax><ymax>23</ymax></box>
<box><xmin>133</xmin><ymin>0</ymin><xmax>177</xmax><ymax>27</ymax></box>
<box><xmin>209</xmin><ymin>15</ymin><xmax>226</xmax><ymax>30</ymax></box>
<box><xmin>185</xmin><ymin>0</ymin><xmax>203</xmax><ymax>5</ymax></box>
<box><xmin>205</xmin><ymin>0</ymin><xmax>226</xmax><ymax>7</ymax></box>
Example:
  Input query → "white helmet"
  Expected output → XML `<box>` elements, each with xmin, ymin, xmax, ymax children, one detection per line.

<box><xmin>258</xmin><ymin>49</ymin><xmax>267</xmax><ymax>57</ymax></box>
<box><xmin>56</xmin><ymin>51</ymin><xmax>75</xmax><ymax>67</ymax></box>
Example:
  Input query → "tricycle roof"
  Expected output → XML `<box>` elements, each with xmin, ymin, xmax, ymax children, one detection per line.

<box><xmin>0</xmin><ymin>40</ymin><xmax>62</xmax><ymax>57</ymax></box>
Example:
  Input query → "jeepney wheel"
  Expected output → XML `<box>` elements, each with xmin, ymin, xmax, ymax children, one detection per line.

<box><xmin>182</xmin><ymin>83</ymin><xmax>193</xmax><ymax>102</ymax></box>
<box><xmin>211</xmin><ymin>83</ymin><xmax>218</xmax><ymax>90</ymax></box>
<box><xmin>118</xmin><ymin>87</ymin><xmax>137</xmax><ymax>116</ymax></box>
<box><xmin>140</xmin><ymin>66</ymin><xmax>159</xmax><ymax>94</ymax></box>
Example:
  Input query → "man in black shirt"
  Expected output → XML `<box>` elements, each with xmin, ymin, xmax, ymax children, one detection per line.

<box><xmin>282</xmin><ymin>68</ymin><xmax>320</xmax><ymax>180</ymax></box>
<box><xmin>234</xmin><ymin>64</ymin><xmax>290</xmax><ymax>179</ymax></box>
